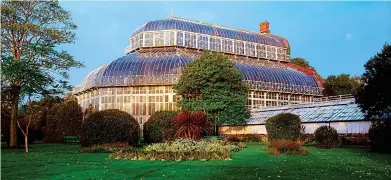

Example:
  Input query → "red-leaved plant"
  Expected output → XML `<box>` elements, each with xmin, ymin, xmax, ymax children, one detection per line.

<box><xmin>174</xmin><ymin>110</ymin><xmax>211</xmax><ymax>140</ymax></box>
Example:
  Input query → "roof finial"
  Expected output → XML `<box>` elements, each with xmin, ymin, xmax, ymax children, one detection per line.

<box><xmin>170</xmin><ymin>8</ymin><xmax>173</xmax><ymax>18</ymax></box>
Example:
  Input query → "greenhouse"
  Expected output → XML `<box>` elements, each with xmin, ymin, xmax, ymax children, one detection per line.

<box><xmin>219</xmin><ymin>96</ymin><xmax>372</xmax><ymax>134</ymax></box>
<box><xmin>73</xmin><ymin>16</ymin><xmax>324</xmax><ymax>131</ymax></box>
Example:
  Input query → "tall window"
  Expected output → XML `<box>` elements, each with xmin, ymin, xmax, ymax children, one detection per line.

<box><xmin>246</xmin><ymin>43</ymin><xmax>256</xmax><ymax>57</ymax></box>
<box><xmin>257</xmin><ymin>44</ymin><xmax>266</xmax><ymax>58</ymax></box>
<box><xmin>271</xmin><ymin>47</ymin><xmax>277</xmax><ymax>60</ymax></box>
<box><xmin>144</xmin><ymin>33</ymin><xmax>153</xmax><ymax>47</ymax></box>
<box><xmin>177</xmin><ymin>32</ymin><xmax>184</xmax><ymax>46</ymax></box>
<box><xmin>222</xmin><ymin>39</ymin><xmax>233</xmax><ymax>53</ymax></box>
<box><xmin>154</xmin><ymin>32</ymin><xmax>164</xmax><ymax>46</ymax></box>
<box><xmin>234</xmin><ymin>41</ymin><xmax>244</xmax><ymax>55</ymax></box>
<box><xmin>198</xmin><ymin>36</ymin><xmax>208</xmax><ymax>49</ymax></box>
<box><xmin>210</xmin><ymin>38</ymin><xmax>221</xmax><ymax>52</ymax></box>
<box><xmin>266</xmin><ymin>46</ymin><xmax>272</xmax><ymax>59</ymax></box>
<box><xmin>164</xmin><ymin>31</ymin><xmax>175</xmax><ymax>46</ymax></box>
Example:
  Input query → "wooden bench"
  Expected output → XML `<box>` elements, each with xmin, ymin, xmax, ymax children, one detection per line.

<box><xmin>63</xmin><ymin>136</ymin><xmax>79</xmax><ymax>144</ymax></box>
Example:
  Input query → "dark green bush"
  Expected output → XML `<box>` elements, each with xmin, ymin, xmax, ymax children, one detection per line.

<box><xmin>368</xmin><ymin>121</ymin><xmax>391</xmax><ymax>153</ymax></box>
<box><xmin>143</xmin><ymin>111</ymin><xmax>177</xmax><ymax>144</ymax></box>
<box><xmin>44</xmin><ymin>101</ymin><xmax>83</xmax><ymax>143</ymax></box>
<box><xmin>80</xmin><ymin>109</ymin><xmax>140</xmax><ymax>147</ymax></box>
<box><xmin>265</xmin><ymin>113</ymin><xmax>301</xmax><ymax>141</ymax></box>
<box><xmin>314</xmin><ymin>125</ymin><xmax>339</xmax><ymax>148</ymax></box>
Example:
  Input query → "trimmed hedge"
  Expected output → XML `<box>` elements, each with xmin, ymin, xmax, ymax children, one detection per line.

<box><xmin>265</xmin><ymin>113</ymin><xmax>301</xmax><ymax>141</ymax></box>
<box><xmin>44</xmin><ymin>101</ymin><xmax>83</xmax><ymax>143</ymax></box>
<box><xmin>143</xmin><ymin>111</ymin><xmax>177</xmax><ymax>144</ymax></box>
<box><xmin>80</xmin><ymin>109</ymin><xmax>140</xmax><ymax>147</ymax></box>
<box><xmin>314</xmin><ymin>125</ymin><xmax>339</xmax><ymax>148</ymax></box>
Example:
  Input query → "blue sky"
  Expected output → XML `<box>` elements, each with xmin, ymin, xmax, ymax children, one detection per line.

<box><xmin>60</xmin><ymin>1</ymin><xmax>391</xmax><ymax>87</ymax></box>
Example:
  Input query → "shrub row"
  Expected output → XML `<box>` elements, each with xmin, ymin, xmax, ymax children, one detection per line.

<box><xmin>266</xmin><ymin>140</ymin><xmax>309</xmax><ymax>155</ymax></box>
<box><xmin>110</xmin><ymin>139</ymin><xmax>245</xmax><ymax>161</ymax></box>
<box><xmin>110</xmin><ymin>150</ymin><xmax>231</xmax><ymax>161</ymax></box>
<box><xmin>45</xmin><ymin>101</ymin><xmax>83</xmax><ymax>143</ymax></box>
<box><xmin>223</xmin><ymin>134</ymin><xmax>267</xmax><ymax>142</ymax></box>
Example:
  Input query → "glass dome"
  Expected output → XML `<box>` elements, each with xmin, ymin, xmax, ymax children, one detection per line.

<box><xmin>74</xmin><ymin>52</ymin><xmax>318</xmax><ymax>93</ymax></box>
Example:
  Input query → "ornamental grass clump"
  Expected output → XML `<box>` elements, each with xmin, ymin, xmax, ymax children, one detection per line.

<box><xmin>174</xmin><ymin>110</ymin><xmax>212</xmax><ymax>140</ymax></box>
<box><xmin>110</xmin><ymin>139</ymin><xmax>244</xmax><ymax>161</ymax></box>
<box><xmin>314</xmin><ymin>125</ymin><xmax>340</xmax><ymax>148</ymax></box>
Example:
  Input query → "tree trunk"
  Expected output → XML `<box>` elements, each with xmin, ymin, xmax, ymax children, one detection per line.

<box><xmin>25</xmin><ymin>135</ymin><xmax>29</xmax><ymax>153</ymax></box>
<box><xmin>9</xmin><ymin>85</ymin><xmax>20</xmax><ymax>148</ymax></box>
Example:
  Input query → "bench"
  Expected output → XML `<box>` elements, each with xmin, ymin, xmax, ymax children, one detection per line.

<box><xmin>63</xmin><ymin>136</ymin><xmax>79</xmax><ymax>144</ymax></box>
<box><xmin>203</xmin><ymin>136</ymin><xmax>224</xmax><ymax>141</ymax></box>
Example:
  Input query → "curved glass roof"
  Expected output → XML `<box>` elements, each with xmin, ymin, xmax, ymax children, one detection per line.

<box><xmin>75</xmin><ymin>52</ymin><xmax>318</xmax><ymax>93</ymax></box>
<box><xmin>235</xmin><ymin>64</ymin><xmax>317</xmax><ymax>87</ymax></box>
<box><xmin>132</xmin><ymin>17</ymin><xmax>286</xmax><ymax>48</ymax></box>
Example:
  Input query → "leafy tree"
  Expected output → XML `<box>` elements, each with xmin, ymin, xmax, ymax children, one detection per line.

<box><xmin>290</xmin><ymin>57</ymin><xmax>315</xmax><ymax>70</ymax></box>
<box><xmin>323</xmin><ymin>74</ymin><xmax>361</xmax><ymax>96</ymax></box>
<box><xmin>1</xmin><ymin>1</ymin><xmax>83</xmax><ymax>147</ymax></box>
<box><xmin>356</xmin><ymin>43</ymin><xmax>391</xmax><ymax>120</ymax></box>
<box><xmin>173</xmin><ymin>51</ymin><xmax>250</xmax><ymax>125</ymax></box>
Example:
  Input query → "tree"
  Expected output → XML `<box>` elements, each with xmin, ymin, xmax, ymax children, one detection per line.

<box><xmin>16</xmin><ymin>96</ymin><xmax>39</xmax><ymax>152</ymax></box>
<box><xmin>323</xmin><ymin>74</ymin><xmax>361</xmax><ymax>96</ymax></box>
<box><xmin>356</xmin><ymin>43</ymin><xmax>391</xmax><ymax>120</ymax></box>
<box><xmin>173</xmin><ymin>51</ymin><xmax>250</xmax><ymax>126</ymax></box>
<box><xmin>1</xmin><ymin>1</ymin><xmax>83</xmax><ymax>147</ymax></box>
<box><xmin>290</xmin><ymin>57</ymin><xmax>315</xmax><ymax>70</ymax></box>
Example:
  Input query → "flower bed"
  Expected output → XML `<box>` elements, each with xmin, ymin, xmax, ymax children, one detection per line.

<box><xmin>79</xmin><ymin>143</ymin><xmax>136</xmax><ymax>153</ymax></box>
<box><xmin>110</xmin><ymin>139</ymin><xmax>245</xmax><ymax>161</ymax></box>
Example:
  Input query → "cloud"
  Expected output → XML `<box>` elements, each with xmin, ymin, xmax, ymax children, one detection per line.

<box><xmin>346</xmin><ymin>33</ymin><xmax>355</xmax><ymax>40</ymax></box>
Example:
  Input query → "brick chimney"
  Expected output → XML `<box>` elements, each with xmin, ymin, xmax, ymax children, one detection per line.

<box><xmin>260</xmin><ymin>21</ymin><xmax>270</xmax><ymax>34</ymax></box>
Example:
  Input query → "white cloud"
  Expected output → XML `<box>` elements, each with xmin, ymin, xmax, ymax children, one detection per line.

<box><xmin>346</xmin><ymin>33</ymin><xmax>355</xmax><ymax>40</ymax></box>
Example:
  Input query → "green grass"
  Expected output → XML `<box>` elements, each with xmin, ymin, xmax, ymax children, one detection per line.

<box><xmin>2</xmin><ymin>143</ymin><xmax>391</xmax><ymax>180</ymax></box>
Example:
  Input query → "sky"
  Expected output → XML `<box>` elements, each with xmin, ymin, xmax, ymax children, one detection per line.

<box><xmin>59</xmin><ymin>1</ymin><xmax>391</xmax><ymax>87</ymax></box>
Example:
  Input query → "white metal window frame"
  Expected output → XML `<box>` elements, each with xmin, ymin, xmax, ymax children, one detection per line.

<box><xmin>129</xmin><ymin>30</ymin><xmax>288</xmax><ymax>61</ymax></box>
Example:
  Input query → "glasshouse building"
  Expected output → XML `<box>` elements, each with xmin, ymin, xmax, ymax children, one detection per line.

<box><xmin>219</xmin><ymin>96</ymin><xmax>372</xmax><ymax>135</ymax></box>
<box><xmin>73</xmin><ymin>16</ymin><xmax>324</xmax><ymax>130</ymax></box>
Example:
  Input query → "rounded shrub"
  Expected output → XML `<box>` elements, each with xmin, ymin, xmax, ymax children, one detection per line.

<box><xmin>80</xmin><ymin>109</ymin><xmax>140</xmax><ymax>147</ymax></box>
<box><xmin>143</xmin><ymin>111</ymin><xmax>177</xmax><ymax>144</ymax></box>
<box><xmin>314</xmin><ymin>125</ymin><xmax>339</xmax><ymax>148</ymax></box>
<box><xmin>265</xmin><ymin>113</ymin><xmax>301</xmax><ymax>141</ymax></box>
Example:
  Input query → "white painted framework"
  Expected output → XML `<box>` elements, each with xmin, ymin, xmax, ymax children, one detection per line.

<box><xmin>127</xmin><ymin>30</ymin><xmax>288</xmax><ymax>62</ymax></box>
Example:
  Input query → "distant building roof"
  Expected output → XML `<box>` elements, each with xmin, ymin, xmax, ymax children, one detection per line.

<box><xmin>247</xmin><ymin>98</ymin><xmax>367</xmax><ymax>124</ymax></box>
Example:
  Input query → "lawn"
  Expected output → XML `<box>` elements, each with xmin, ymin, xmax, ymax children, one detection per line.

<box><xmin>1</xmin><ymin>143</ymin><xmax>391</xmax><ymax>180</ymax></box>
